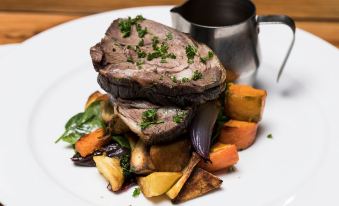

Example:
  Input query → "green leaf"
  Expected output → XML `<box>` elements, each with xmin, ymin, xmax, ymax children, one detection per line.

<box><xmin>55</xmin><ymin>100</ymin><xmax>105</xmax><ymax>144</ymax></box>
<box><xmin>65</xmin><ymin>112</ymin><xmax>84</xmax><ymax>130</ymax></box>
<box><xmin>112</xmin><ymin>135</ymin><xmax>130</xmax><ymax>149</ymax></box>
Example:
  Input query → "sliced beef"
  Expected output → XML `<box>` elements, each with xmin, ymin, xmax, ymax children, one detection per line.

<box><xmin>90</xmin><ymin>17</ymin><xmax>227</xmax><ymax>106</ymax></box>
<box><xmin>113</xmin><ymin>98</ymin><xmax>193</xmax><ymax>145</ymax></box>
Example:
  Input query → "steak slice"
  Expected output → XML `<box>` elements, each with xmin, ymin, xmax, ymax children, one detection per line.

<box><xmin>90</xmin><ymin>16</ymin><xmax>227</xmax><ymax>106</ymax></box>
<box><xmin>113</xmin><ymin>98</ymin><xmax>193</xmax><ymax>145</ymax></box>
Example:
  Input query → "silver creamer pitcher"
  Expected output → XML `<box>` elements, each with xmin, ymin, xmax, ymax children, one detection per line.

<box><xmin>171</xmin><ymin>0</ymin><xmax>295</xmax><ymax>84</ymax></box>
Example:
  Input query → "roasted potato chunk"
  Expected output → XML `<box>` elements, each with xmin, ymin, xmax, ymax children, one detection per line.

<box><xmin>166</xmin><ymin>152</ymin><xmax>201</xmax><ymax>199</ymax></box>
<box><xmin>172</xmin><ymin>168</ymin><xmax>222</xmax><ymax>204</ymax></box>
<box><xmin>225</xmin><ymin>83</ymin><xmax>267</xmax><ymax>122</ymax></box>
<box><xmin>137</xmin><ymin>172</ymin><xmax>182</xmax><ymax>197</ymax></box>
<box><xmin>150</xmin><ymin>138</ymin><xmax>191</xmax><ymax>172</ymax></box>
<box><xmin>130</xmin><ymin>139</ymin><xmax>155</xmax><ymax>174</ymax></box>
<box><xmin>93</xmin><ymin>155</ymin><xmax>124</xmax><ymax>192</ymax></box>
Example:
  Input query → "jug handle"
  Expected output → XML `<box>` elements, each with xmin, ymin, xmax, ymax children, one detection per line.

<box><xmin>257</xmin><ymin>15</ymin><xmax>296</xmax><ymax>82</ymax></box>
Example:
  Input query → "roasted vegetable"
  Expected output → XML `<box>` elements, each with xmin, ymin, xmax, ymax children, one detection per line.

<box><xmin>219</xmin><ymin>120</ymin><xmax>258</xmax><ymax>150</ymax></box>
<box><xmin>225</xmin><ymin>83</ymin><xmax>267</xmax><ymax>122</ymax></box>
<box><xmin>71</xmin><ymin>141</ymin><xmax>129</xmax><ymax>167</ymax></box>
<box><xmin>190</xmin><ymin>101</ymin><xmax>220</xmax><ymax>160</ymax></box>
<box><xmin>101</xmin><ymin>98</ymin><xmax>115</xmax><ymax>122</ymax></box>
<box><xmin>125</xmin><ymin>133</ymin><xmax>138</xmax><ymax>150</ymax></box>
<box><xmin>102</xmin><ymin>142</ymin><xmax>130</xmax><ymax>158</ymax></box>
<box><xmin>166</xmin><ymin>153</ymin><xmax>201</xmax><ymax>199</ymax></box>
<box><xmin>150</xmin><ymin>138</ymin><xmax>191</xmax><ymax>172</ymax></box>
<box><xmin>85</xmin><ymin>91</ymin><xmax>109</xmax><ymax>109</ymax></box>
<box><xmin>71</xmin><ymin>152</ymin><xmax>97</xmax><ymax>167</ymax></box>
<box><xmin>55</xmin><ymin>100</ymin><xmax>105</xmax><ymax>144</ymax></box>
<box><xmin>172</xmin><ymin>168</ymin><xmax>222</xmax><ymax>204</ymax></box>
<box><xmin>137</xmin><ymin>172</ymin><xmax>182</xmax><ymax>197</ymax></box>
<box><xmin>199</xmin><ymin>143</ymin><xmax>239</xmax><ymax>172</ymax></box>
<box><xmin>130</xmin><ymin>139</ymin><xmax>155</xmax><ymax>174</ymax></box>
<box><xmin>93</xmin><ymin>155</ymin><xmax>124</xmax><ymax>192</ymax></box>
<box><xmin>110</xmin><ymin>114</ymin><xmax>130</xmax><ymax>134</ymax></box>
<box><xmin>75</xmin><ymin>128</ymin><xmax>108</xmax><ymax>157</ymax></box>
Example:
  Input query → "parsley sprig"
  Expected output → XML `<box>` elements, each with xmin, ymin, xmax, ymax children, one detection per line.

<box><xmin>173</xmin><ymin>111</ymin><xmax>187</xmax><ymax>123</ymax></box>
<box><xmin>118</xmin><ymin>15</ymin><xmax>147</xmax><ymax>38</ymax></box>
<box><xmin>140</xmin><ymin>109</ymin><xmax>164</xmax><ymax>130</ymax></box>
<box><xmin>185</xmin><ymin>44</ymin><xmax>197</xmax><ymax>64</ymax></box>
<box><xmin>200</xmin><ymin>51</ymin><xmax>214</xmax><ymax>64</ymax></box>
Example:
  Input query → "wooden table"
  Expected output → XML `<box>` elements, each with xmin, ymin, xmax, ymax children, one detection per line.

<box><xmin>0</xmin><ymin>0</ymin><xmax>338</xmax><ymax>47</ymax></box>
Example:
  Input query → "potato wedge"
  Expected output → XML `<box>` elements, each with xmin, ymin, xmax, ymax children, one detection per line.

<box><xmin>75</xmin><ymin>128</ymin><xmax>108</xmax><ymax>157</ymax></box>
<box><xmin>130</xmin><ymin>139</ymin><xmax>155</xmax><ymax>174</ymax></box>
<box><xmin>219</xmin><ymin>120</ymin><xmax>258</xmax><ymax>150</ymax></box>
<box><xmin>166</xmin><ymin>152</ymin><xmax>201</xmax><ymax>199</ymax></box>
<box><xmin>85</xmin><ymin>91</ymin><xmax>109</xmax><ymax>109</ymax></box>
<box><xmin>172</xmin><ymin>168</ymin><xmax>222</xmax><ymax>204</ymax></box>
<box><xmin>137</xmin><ymin>172</ymin><xmax>182</xmax><ymax>197</ymax></box>
<box><xmin>225</xmin><ymin>83</ymin><xmax>267</xmax><ymax>122</ymax></box>
<box><xmin>150</xmin><ymin>138</ymin><xmax>191</xmax><ymax>172</ymax></box>
<box><xmin>93</xmin><ymin>155</ymin><xmax>124</xmax><ymax>192</ymax></box>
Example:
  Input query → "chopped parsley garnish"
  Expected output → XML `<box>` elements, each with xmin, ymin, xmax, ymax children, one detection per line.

<box><xmin>267</xmin><ymin>134</ymin><xmax>273</xmax><ymax>139</ymax></box>
<box><xmin>181</xmin><ymin>77</ymin><xmax>190</xmax><ymax>83</ymax></box>
<box><xmin>185</xmin><ymin>44</ymin><xmax>197</xmax><ymax>64</ymax></box>
<box><xmin>132</xmin><ymin>187</ymin><xmax>141</xmax><ymax>197</ymax></box>
<box><xmin>152</xmin><ymin>36</ymin><xmax>160</xmax><ymax>49</ymax></box>
<box><xmin>118</xmin><ymin>17</ymin><xmax>133</xmax><ymax>38</ymax></box>
<box><xmin>171</xmin><ymin>76</ymin><xmax>177</xmax><ymax>83</ymax></box>
<box><xmin>138</xmin><ymin>39</ymin><xmax>144</xmax><ymax>46</ymax></box>
<box><xmin>159</xmin><ymin>75</ymin><xmax>164</xmax><ymax>80</ymax></box>
<box><xmin>136</xmin><ymin>59</ymin><xmax>144</xmax><ymax>69</ymax></box>
<box><xmin>160</xmin><ymin>59</ymin><xmax>167</xmax><ymax>63</ymax></box>
<box><xmin>134</xmin><ymin>15</ymin><xmax>145</xmax><ymax>22</ymax></box>
<box><xmin>147</xmin><ymin>41</ymin><xmax>176</xmax><ymax>62</ymax></box>
<box><xmin>118</xmin><ymin>15</ymin><xmax>146</xmax><ymax>38</ymax></box>
<box><xmin>200</xmin><ymin>51</ymin><xmax>214</xmax><ymax>64</ymax></box>
<box><xmin>127</xmin><ymin>56</ymin><xmax>134</xmax><ymax>63</ymax></box>
<box><xmin>120</xmin><ymin>154</ymin><xmax>132</xmax><ymax>178</ymax></box>
<box><xmin>173</xmin><ymin>111</ymin><xmax>187</xmax><ymax>123</ymax></box>
<box><xmin>167</xmin><ymin>53</ymin><xmax>176</xmax><ymax>59</ymax></box>
<box><xmin>136</xmin><ymin>24</ymin><xmax>148</xmax><ymax>38</ymax></box>
<box><xmin>140</xmin><ymin>109</ymin><xmax>164</xmax><ymax>130</ymax></box>
<box><xmin>166</xmin><ymin>32</ymin><xmax>173</xmax><ymax>40</ymax></box>
<box><xmin>192</xmin><ymin>70</ymin><xmax>203</xmax><ymax>80</ymax></box>
<box><xmin>136</xmin><ymin>46</ymin><xmax>146</xmax><ymax>58</ymax></box>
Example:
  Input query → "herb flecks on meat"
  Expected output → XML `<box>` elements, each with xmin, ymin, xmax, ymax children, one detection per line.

<box><xmin>118</xmin><ymin>15</ymin><xmax>147</xmax><ymax>38</ymax></box>
<box><xmin>140</xmin><ymin>109</ymin><xmax>164</xmax><ymax>130</ymax></box>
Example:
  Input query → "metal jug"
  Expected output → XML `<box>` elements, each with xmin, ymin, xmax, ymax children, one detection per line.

<box><xmin>171</xmin><ymin>0</ymin><xmax>295</xmax><ymax>84</ymax></box>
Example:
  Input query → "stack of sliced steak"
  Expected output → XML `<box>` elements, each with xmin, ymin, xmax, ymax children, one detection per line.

<box><xmin>90</xmin><ymin>16</ymin><xmax>226</xmax><ymax>144</ymax></box>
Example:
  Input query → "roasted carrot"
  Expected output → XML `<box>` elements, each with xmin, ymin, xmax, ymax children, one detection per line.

<box><xmin>75</xmin><ymin>128</ymin><xmax>108</xmax><ymax>157</ymax></box>
<box><xmin>225</xmin><ymin>83</ymin><xmax>267</xmax><ymax>122</ymax></box>
<box><xmin>85</xmin><ymin>91</ymin><xmax>109</xmax><ymax>109</ymax></box>
<box><xmin>198</xmin><ymin>143</ymin><xmax>239</xmax><ymax>172</ymax></box>
<box><xmin>219</xmin><ymin>120</ymin><xmax>258</xmax><ymax>150</ymax></box>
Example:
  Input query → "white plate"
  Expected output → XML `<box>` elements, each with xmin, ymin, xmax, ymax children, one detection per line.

<box><xmin>0</xmin><ymin>43</ymin><xmax>19</xmax><ymax>58</ymax></box>
<box><xmin>0</xmin><ymin>6</ymin><xmax>339</xmax><ymax>206</ymax></box>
